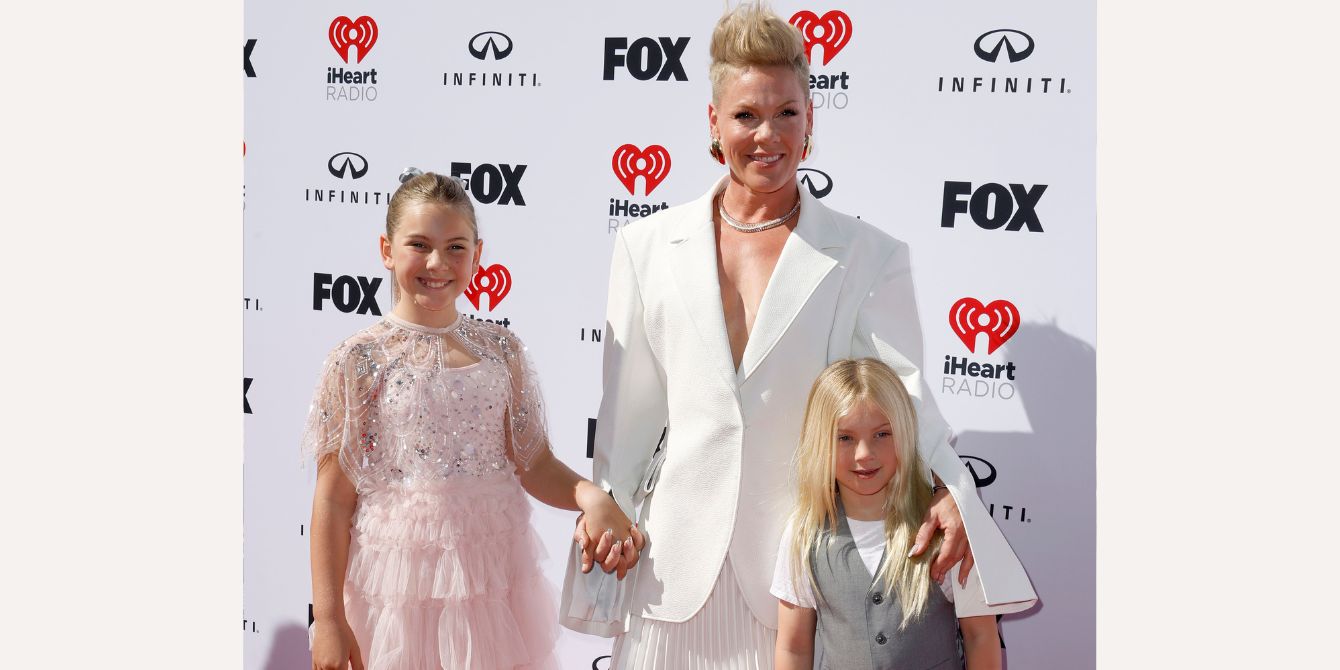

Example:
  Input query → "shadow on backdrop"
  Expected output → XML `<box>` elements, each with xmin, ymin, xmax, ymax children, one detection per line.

<box><xmin>950</xmin><ymin>321</ymin><xmax>1096</xmax><ymax>670</ymax></box>
<box><xmin>262</xmin><ymin>622</ymin><xmax>310</xmax><ymax>670</ymax></box>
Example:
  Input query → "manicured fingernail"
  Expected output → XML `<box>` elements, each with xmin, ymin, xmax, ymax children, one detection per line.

<box><xmin>907</xmin><ymin>543</ymin><xmax>922</xmax><ymax>557</ymax></box>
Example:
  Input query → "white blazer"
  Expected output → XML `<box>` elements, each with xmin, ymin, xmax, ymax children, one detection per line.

<box><xmin>564</xmin><ymin>176</ymin><xmax>1037</xmax><ymax>633</ymax></box>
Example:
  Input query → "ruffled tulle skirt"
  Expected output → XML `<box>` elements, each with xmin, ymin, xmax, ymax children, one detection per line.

<box><xmin>341</xmin><ymin>476</ymin><xmax>559</xmax><ymax>669</ymax></box>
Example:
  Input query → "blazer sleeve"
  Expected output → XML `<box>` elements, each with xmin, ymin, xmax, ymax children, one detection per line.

<box><xmin>852</xmin><ymin>242</ymin><xmax>1037</xmax><ymax>608</ymax></box>
<box><xmin>560</xmin><ymin>229</ymin><xmax>670</xmax><ymax>638</ymax></box>
<box><xmin>593</xmin><ymin>228</ymin><xmax>670</xmax><ymax>518</ymax></box>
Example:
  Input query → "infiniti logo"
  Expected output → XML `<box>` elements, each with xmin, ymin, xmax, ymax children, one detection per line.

<box><xmin>797</xmin><ymin>168</ymin><xmax>832</xmax><ymax>199</ymax></box>
<box><xmin>974</xmin><ymin>29</ymin><xmax>1034</xmax><ymax>63</ymax></box>
<box><xmin>960</xmin><ymin>456</ymin><xmax>997</xmax><ymax>488</ymax></box>
<box><xmin>469</xmin><ymin>31</ymin><xmax>513</xmax><ymax>60</ymax></box>
<box><xmin>328</xmin><ymin>152</ymin><xmax>369</xmax><ymax>179</ymax></box>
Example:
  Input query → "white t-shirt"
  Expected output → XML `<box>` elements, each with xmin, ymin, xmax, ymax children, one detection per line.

<box><xmin>771</xmin><ymin>517</ymin><xmax>999</xmax><ymax>618</ymax></box>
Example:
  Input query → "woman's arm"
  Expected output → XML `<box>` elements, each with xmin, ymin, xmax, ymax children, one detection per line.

<box><xmin>580</xmin><ymin>229</ymin><xmax>668</xmax><ymax>571</ymax></box>
<box><xmin>775</xmin><ymin>599</ymin><xmax>817</xmax><ymax>670</ymax></box>
<box><xmin>309</xmin><ymin>455</ymin><xmax>363</xmax><ymax>670</ymax></box>
<box><xmin>592</xmin><ymin>229</ymin><xmax>670</xmax><ymax>513</ymax></box>
<box><xmin>851</xmin><ymin>240</ymin><xmax>973</xmax><ymax>585</ymax></box>
<box><xmin>958</xmin><ymin>615</ymin><xmax>1001</xmax><ymax>670</ymax></box>
<box><xmin>852</xmin><ymin>240</ymin><xmax>1037</xmax><ymax>606</ymax></box>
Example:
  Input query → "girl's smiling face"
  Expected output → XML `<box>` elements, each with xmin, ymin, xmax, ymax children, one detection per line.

<box><xmin>380</xmin><ymin>203</ymin><xmax>481</xmax><ymax>326</ymax></box>
<box><xmin>834</xmin><ymin>400</ymin><xmax>900</xmax><ymax>503</ymax></box>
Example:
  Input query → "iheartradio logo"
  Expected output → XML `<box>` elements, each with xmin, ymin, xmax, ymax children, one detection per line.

<box><xmin>465</xmin><ymin>264</ymin><xmax>512</xmax><ymax>312</ymax></box>
<box><xmin>329</xmin><ymin>16</ymin><xmax>378</xmax><ymax>64</ymax></box>
<box><xmin>789</xmin><ymin>10</ymin><xmax>852</xmax><ymax>65</ymax></box>
<box><xmin>949</xmin><ymin>297</ymin><xmax>1019</xmax><ymax>355</ymax></box>
<box><xmin>612</xmin><ymin>144</ymin><xmax>671</xmax><ymax>196</ymax></box>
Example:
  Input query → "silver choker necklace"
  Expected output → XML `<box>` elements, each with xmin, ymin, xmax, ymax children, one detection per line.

<box><xmin>717</xmin><ymin>193</ymin><xmax>801</xmax><ymax>233</ymax></box>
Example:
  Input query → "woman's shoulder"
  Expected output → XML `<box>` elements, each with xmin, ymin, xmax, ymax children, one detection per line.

<box><xmin>819</xmin><ymin>203</ymin><xmax>906</xmax><ymax>253</ymax></box>
<box><xmin>616</xmin><ymin>186</ymin><xmax>714</xmax><ymax>247</ymax></box>
<box><xmin>618</xmin><ymin>206</ymin><xmax>684</xmax><ymax>244</ymax></box>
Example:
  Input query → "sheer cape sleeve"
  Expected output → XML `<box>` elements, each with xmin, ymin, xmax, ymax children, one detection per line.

<box><xmin>453</xmin><ymin>320</ymin><xmax>551</xmax><ymax>471</ymax></box>
<box><xmin>298</xmin><ymin>338</ymin><xmax>382</xmax><ymax>484</ymax></box>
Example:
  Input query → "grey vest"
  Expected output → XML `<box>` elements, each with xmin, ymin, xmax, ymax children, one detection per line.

<box><xmin>810</xmin><ymin>505</ymin><xmax>961</xmax><ymax>670</ymax></box>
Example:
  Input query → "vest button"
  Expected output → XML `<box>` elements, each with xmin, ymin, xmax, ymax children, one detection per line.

<box><xmin>875</xmin><ymin>632</ymin><xmax>888</xmax><ymax>645</ymax></box>
<box><xmin>871</xmin><ymin>592</ymin><xmax>883</xmax><ymax>605</ymax></box>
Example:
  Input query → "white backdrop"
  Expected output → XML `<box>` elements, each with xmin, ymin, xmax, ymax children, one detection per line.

<box><xmin>243</xmin><ymin>2</ymin><xmax>1094</xmax><ymax>667</ymax></box>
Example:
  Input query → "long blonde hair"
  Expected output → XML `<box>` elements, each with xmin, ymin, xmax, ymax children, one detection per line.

<box><xmin>788</xmin><ymin>358</ymin><xmax>939</xmax><ymax>627</ymax></box>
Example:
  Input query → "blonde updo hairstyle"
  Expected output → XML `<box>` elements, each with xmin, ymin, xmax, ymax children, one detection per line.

<box><xmin>708</xmin><ymin>2</ymin><xmax>810</xmax><ymax>103</ymax></box>
<box><xmin>383</xmin><ymin>171</ymin><xmax>480</xmax><ymax>303</ymax></box>
<box><xmin>385</xmin><ymin>171</ymin><xmax>479</xmax><ymax>242</ymax></box>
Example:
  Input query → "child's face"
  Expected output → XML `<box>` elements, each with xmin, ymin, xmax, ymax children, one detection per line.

<box><xmin>834</xmin><ymin>400</ymin><xmax>899</xmax><ymax>501</ymax></box>
<box><xmin>380</xmin><ymin>203</ymin><xmax>481</xmax><ymax>321</ymax></box>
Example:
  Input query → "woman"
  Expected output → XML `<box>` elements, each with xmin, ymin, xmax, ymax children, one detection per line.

<box><xmin>563</xmin><ymin>4</ymin><xmax>1036</xmax><ymax>667</ymax></box>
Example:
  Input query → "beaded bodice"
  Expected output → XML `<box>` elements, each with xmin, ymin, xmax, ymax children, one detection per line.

<box><xmin>302</xmin><ymin>314</ymin><xmax>550</xmax><ymax>491</ymax></box>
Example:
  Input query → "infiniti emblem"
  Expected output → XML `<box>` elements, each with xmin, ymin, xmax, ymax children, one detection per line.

<box><xmin>974</xmin><ymin>29</ymin><xmax>1034</xmax><ymax>63</ymax></box>
<box><xmin>469</xmin><ymin>31</ymin><xmax>514</xmax><ymax>60</ymax></box>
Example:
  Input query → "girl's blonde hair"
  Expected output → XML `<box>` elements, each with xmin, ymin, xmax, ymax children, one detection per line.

<box><xmin>708</xmin><ymin>2</ymin><xmax>810</xmax><ymax>103</ymax></box>
<box><xmin>788</xmin><ymin>358</ymin><xmax>940</xmax><ymax>627</ymax></box>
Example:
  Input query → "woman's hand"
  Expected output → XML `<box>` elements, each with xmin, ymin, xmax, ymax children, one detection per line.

<box><xmin>575</xmin><ymin>483</ymin><xmax>645</xmax><ymax>580</ymax></box>
<box><xmin>311</xmin><ymin>617</ymin><xmax>363</xmax><ymax>670</ymax></box>
<box><xmin>911</xmin><ymin>487</ymin><xmax>975</xmax><ymax>586</ymax></box>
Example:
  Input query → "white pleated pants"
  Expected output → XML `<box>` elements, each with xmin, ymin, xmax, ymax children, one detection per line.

<box><xmin>610</xmin><ymin>560</ymin><xmax>778</xmax><ymax>670</ymax></box>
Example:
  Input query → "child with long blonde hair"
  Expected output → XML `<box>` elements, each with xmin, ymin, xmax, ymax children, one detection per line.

<box><xmin>772</xmin><ymin>359</ymin><xmax>1026</xmax><ymax>670</ymax></box>
<box><xmin>304</xmin><ymin>171</ymin><xmax>641</xmax><ymax>670</ymax></box>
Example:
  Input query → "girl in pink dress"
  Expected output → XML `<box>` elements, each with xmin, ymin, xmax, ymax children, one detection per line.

<box><xmin>304</xmin><ymin>170</ymin><xmax>641</xmax><ymax>670</ymax></box>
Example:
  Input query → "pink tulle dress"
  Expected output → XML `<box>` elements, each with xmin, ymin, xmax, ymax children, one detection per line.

<box><xmin>303</xmin><ymin>314</ymin><xmax>559</xmax><ymax>669</ymax></box>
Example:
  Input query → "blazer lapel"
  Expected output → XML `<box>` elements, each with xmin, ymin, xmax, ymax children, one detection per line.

<box><xmin>737</xmin><ymin>187</ymin><xmax>845</xmax><ymax>384</ymax></box>
<box><xmin>668</xmin><ymin>178</ymin><xmax>739</xmax><ymax>388</ymax></box>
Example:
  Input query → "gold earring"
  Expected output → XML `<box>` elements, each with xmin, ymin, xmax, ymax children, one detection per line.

<box><xmin>709</xmin><ymin>137</ymin><xmax>725</xmax><ymax>164</ymax></box>
<box><xmin>801</xmin><ymin>134</ymin><xmax>813</xmax><ymax>161</ymax></box>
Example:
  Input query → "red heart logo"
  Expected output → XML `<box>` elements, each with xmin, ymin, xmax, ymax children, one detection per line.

<box><xmin>464</xmin><ymin>264</ymin><xmax>512</xmax><ymax>312</ymax></box>
<box><xmin>612</xmin><ymin>144</ymin><xmax>672</xmax><ymax>196</ymax></box>
<box><xmin>789</xmin><ymin>10</ymin><xmax>853</xmax><ymax>66</ymax></box>
<box><xmin>949</xmin><ymin>298</ymin><xmax>1020</xmax><ymax>354</ymax></box>
<box><xmin>329</xmin><ymin>16</ymin><xmax>379</xmax><ymax>64</ymax></box>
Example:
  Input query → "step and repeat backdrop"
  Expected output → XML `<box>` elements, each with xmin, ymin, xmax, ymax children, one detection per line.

<box><xmin>244</xmin><ymin>2</ymin><xmax>1094</xmax><ymax>667</ymax></box>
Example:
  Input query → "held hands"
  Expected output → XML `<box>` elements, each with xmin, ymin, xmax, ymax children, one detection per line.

<box><xmin>573</xmin><ymin>484</ymin><xmax>644</xmax><ymax>580</ymax></box>
<box><xmin>311</xmin><ymin>617</ymin><xmax>364</xmax><ymax>670</ymax></box>
<box><xmin>910</xmin><ymin>487</ymin><xmax>976</xmax><ymax>587</ymax></box>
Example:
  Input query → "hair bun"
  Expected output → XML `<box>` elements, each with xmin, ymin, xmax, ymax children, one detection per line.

<box><xmin>399</xmin><ymin>167</ymin><xmax>424</xmax><ymax>184</ymax></box>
